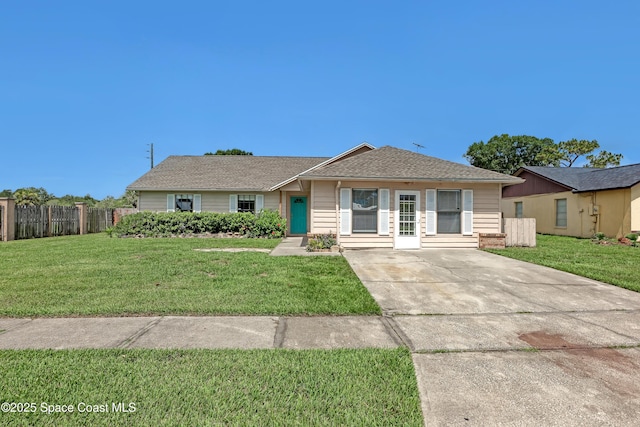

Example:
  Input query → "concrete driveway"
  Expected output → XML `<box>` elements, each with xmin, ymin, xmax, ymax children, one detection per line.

<box><xmin>344</xmin><ymin>249</ymin><xmax>640</xmax><ymax>426</ymax></box>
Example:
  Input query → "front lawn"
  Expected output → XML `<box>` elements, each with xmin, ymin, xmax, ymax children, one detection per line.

<box><xmin>0</xmin><ymin>348</ymin><xmax>423</xmax><ymax>426</ymax></box>
<box><xmin>486</xmin><ymin>234</ymin><xmax>640</xmax><ymax>292</ymax></box>
<box><xmin>0</xmin><ymin>234</ymin><xmax>380</xmax><ymax>317</ymax></box>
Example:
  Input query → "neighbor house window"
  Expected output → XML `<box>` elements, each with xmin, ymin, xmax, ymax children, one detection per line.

<box><xmin>437</xmin><ymin>190</ymin><xmax>461</xmax><ymax>233</ymax></box>
<box><xmin>515</xmin><ymin>202</ymin><xmax>523</xmax><ymax>218</ymax></box>
<box><xmin>352</xmin><ymin>189</ymin><xmax>378</xmax><ymax>233</ymax></box>
<box><xmin>238</xmin><ymin>195</ymin><xmax>256</xmax><ymax>213</ymax></box>
<box><xmin>176</xmin><ymin>194</ymin><xmax>194</xmax><ymax>212</ymax></box>
<box><xmin>555</xmin><ymin>199</ymin><xmax>567</xmax><ymax>227</ymax></box>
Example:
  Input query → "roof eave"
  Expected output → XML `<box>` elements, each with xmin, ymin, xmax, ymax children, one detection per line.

<box><xmin>298</xmin><ymin>175</ymin><xmax>524</xmax><ymax>184</ymax></box>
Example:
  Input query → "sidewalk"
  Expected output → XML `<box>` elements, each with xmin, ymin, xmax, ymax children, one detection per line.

<box><xmin>0</xmin><ymin>316</ymin><xmax>402</xmax><ymax>350</ymax></box>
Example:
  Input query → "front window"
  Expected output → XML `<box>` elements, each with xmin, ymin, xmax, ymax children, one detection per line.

<box><xmin>555</xmin><ymin>199</ymin><xmax>567</xmax><ymax>227</ymax></box>
<box><xmin>352</xmin><ymin>189</ymin><xmax>378</xmax><ymax>233</ymax></box>
<box><xmin>238</xmin><ymin>195</ymin><xmax>256</xmax><ymax>213</ymax></box>
<box><xmin>176</xmin><ymin>194</ymin><xmax>193</xmax><ymax>212</ymax></box>
<box><xmin>515</xmin><ymin>202</ymin><xmax>523</xmax><ymax>218</ymax></box>
<box><xmin>437</xmin><ymin>190</ymin><xmax>461</xmax><ymax>234</ymax></box>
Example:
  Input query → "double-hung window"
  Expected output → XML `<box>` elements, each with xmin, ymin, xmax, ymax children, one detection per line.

<box><xmin>238</xmin><ymin>195</ymin><xmax>256</xmax><ymax>213</ymax></box>
<box><xmin>167</xmin><ymin>194</ymin><xmax>201</xmax><ymax>212</ymax></box>
<box><xmin>352</xmin><ymin>189</ymin><xmax>378</xmax><ymax>233</ymax></box>
<box><xmin>437</xmin><ymin>190</ymin><xmax>461</xmax><ymax>234</ymax></box>
<box><xmin>176</xmin><ymin>194</ymin><xmax>194</xmax><ymax>212</ymax></box>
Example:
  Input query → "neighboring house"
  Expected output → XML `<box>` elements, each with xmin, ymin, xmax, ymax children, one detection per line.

<box><xmin>127</xmin><ymin>143</ymin><xmax>522</xmax><ymax>249</ymax></box>
<box><xmin>502</xmin><ymin>165</ymin><xmax>640</xmax><ymax>238</ymax></box>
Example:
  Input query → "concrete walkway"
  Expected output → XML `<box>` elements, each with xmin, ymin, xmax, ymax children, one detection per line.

<box><xmin>0</xmin><ymin>316</ymin><xmax>400</xmax><ymax>350</ymax></box>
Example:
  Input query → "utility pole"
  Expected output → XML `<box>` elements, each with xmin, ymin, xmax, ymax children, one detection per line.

<box><xmin>147</xmin><ymin>143</ymin><xmax>154</xmax><ymax>169</ymax></box>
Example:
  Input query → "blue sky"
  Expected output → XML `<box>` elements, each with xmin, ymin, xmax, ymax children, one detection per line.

<box><xmin>2</xmin><ymin>1</ymin><xmax>638</xmax><ymax>199</ymax></box>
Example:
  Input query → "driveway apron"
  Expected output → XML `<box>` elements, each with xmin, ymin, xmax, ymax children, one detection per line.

<box><xmin>343</xmin><ymin>249</ymin><xmax>640</xmax><ymax>426</ymax></box>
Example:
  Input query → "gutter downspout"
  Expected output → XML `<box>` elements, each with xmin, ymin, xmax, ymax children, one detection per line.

<box><xmin>335</xmin><ymin>181</ymin><xmax>342</xmax><ymax>245</ymax></box>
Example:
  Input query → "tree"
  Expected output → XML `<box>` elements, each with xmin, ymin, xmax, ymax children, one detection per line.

<box><xmin>465</xmin><ymin>134</ymin><xmax>623</xmax><ymax>173</ymax></box>
<box><xmin>585</xmin><ymin>150</ymin><xmax>623</xmax><ymax>168</ymax></box>
<box><xmin>464</xmin><ymin>134</ymin><xmax>557</xmax><ymax>175</ymax></box>
<box><xmin>204</xmin><ymin>148</ymin><xmax>253</xmax><ymax>155</ymax></box>
<box><xmin>13</xmin><ymin>188</ymin><xmax>40</xmax><ymax>206</ymax></box>
<box><xmin>0</xmin><ymin>189</ymin><xmax>12</xmax><ymax>198</ymax></box>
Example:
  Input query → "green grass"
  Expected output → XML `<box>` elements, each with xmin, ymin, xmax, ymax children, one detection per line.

<box><xmin>486</xmin><ymin>234</ymin><xmax>640</xmax><ymax>292</ymax></box>
<box><xmin>0</xmin><ymin>234</ymin><xmax>380</xmax><ymax>317</ymax></box>
<box><xmin>0</xmin><ymin>348</ymin><xmax>422</xmax><ymax>426</ymax></box>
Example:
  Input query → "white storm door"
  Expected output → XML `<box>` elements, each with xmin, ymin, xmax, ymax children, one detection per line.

<box><xmin>394</xmin><ymin>191</ymin><xmax>421</xmax><ymax>249</ymax></box>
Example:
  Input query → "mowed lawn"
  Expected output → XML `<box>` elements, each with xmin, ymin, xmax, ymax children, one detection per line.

<box><xmin>487</xmin><ymin>234</ymin><xmax>640</xmax><ymax>292</ymax></box>
<box><xmin>0</xmin><ymin>348</ymin><xmax>423</xmax><ymax>426</ymax></box>
<box><xmin>0</xmin><ymin>234</ymin><xmax>380</xmax><ymax>316</ymax></box>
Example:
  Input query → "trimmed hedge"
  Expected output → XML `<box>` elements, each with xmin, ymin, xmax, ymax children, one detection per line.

<box><xmin>107</xmin><ymin>210</ymin><xmax>286</xmax><ymax>238</ymax></box>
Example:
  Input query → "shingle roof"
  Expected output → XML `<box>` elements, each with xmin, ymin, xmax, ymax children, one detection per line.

<box><xmin>127</xmin><ymin>155</ymin><xmax>329</xmax><ymax>191</ymax></box>
<box><xmin>520</xmin><ymin>164</ymin><xmax>640</xmax><ymax>192</ymax></box>
<box><xmin>300</xmin><ymin>146</ymin><xmax>523</xmax><ymax>183</ymax></box>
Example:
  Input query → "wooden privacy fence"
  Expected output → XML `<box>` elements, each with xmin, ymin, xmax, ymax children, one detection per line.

<box><xmin>87</xmin><ymin>207</ymin><xmax>114</xmax><ymax>234</ymax></box>
<box><xmin>11</xmin><ymin>204</ymin><xmax>114</xmax><ymax>240</ymax></box>
<box><xmin>503</xmin><ymin>218</ymin><xmax>537</xmax><ymax>247</ymax></box>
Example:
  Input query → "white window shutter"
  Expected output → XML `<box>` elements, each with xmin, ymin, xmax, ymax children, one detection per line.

<box><xmin>255</xmin><ymin>194</ymin><xmax>264</xmax><ymax>213</ymax></box>
<box><xmin>229</xmin><ymin>194</ymin><xmax>238</xmax><ymax>213</ymax></box>
<box><xmin>339</xmin><ymin>188</ymin><xmax>351</xmax><ymax>236</ymax></box>
<box><xmin>462</xmin><ymin>189</ymin><xmax>473</xmax><ymax>236</ymax></box>
<box><xmin>379</xmin><ymin>188</ymin><xmax>390</xmax><ymax>235</ymax></box>
<box><xmin>167</xmin><ymin>194</ymin><xmax>175</xmax><ymax>212</ymax></box>
<box><xmin>193</xmin><ymin>194</ymin><xmax>202</xmax><ymax>213</ymax></box>
<box><xmin>425</xmin><ymin>189</ymin><xmax>436</xmax><ymax>235</ymax></box>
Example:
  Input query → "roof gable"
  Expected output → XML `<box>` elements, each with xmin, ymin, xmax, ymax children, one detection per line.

<box><xmin>300</xmin><ymin>146</ymin><xmax>523</xmax><ymax>183</ymax></box>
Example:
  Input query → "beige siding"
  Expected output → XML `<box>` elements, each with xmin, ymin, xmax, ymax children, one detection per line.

<box><xmin>310</xmin><ymin>181</ymin><xmax>338</xmax><ymax>234</ymax></box>
<box><xmin>472</xmin><ymin>184</ymin><xmax>501</xmax><ymax>234</ymax></box>
<box><xmin>632</xmin><ymin>183</ymin><xmax>640</xmax><ymax>232</ymax></box>
<box><xmin>138</xmin><ymin>191</ymin><xmax>278</xmax><ymax>213</ymax></box>
<box><xmin>138</xmin><ymin>191</ymin><xmax>169</xmax><ymax>212</ymax></box>
<box><xmin>308</xmin><ymin>180</ymin><xmax>502</xmax><ymax>248</ymax></box>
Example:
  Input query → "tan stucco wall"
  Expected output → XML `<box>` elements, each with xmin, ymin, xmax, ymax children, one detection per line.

<box><xmin>502</xmin><ymin>188</ymin><xmax>632</xmax><ymax>238</ymax></box>
<box><xmin>137</xmin><ymin>191</ymin><xmax>279</xmax><ymax>213</ymax></box>
<box><xmin>631</xmin><ymin>183</ymin><xmax>640</xmax><ymax>232</ymax></box>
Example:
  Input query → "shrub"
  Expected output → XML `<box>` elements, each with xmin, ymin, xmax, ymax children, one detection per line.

<box><xmin>594</xmin><ymin>232</ymin><xmax>606</xmax><ymax>241</ymax></box>
<box><xmin>306</xmin><ymin>233</ymin><xmax>337</xmax><ymax>251</ymax></box>
<box><xmin>106</xmin><ymin>210</ymin><xmax>286</xmax><ymax>238</ymax></box>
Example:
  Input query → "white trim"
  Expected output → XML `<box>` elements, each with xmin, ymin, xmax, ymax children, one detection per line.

<box><xmin>167</xmin><ymin>194</ymin><xmax>175</xmax><ymax>212</ymax></box>
<box><xmin>394</xmin><ymin>190</ymin><xmax>421</xmax><ymax>249</ymax></box>
<box><xmin>339</xmin><ymin>187</ymin><xmax>352</xmax><ymax>236</ymax></box>
<box><xmin>379</xmin><ymin>188</ymin><xmax>390</xmax><ymax>235</ymax></box>
<box><xmin>462</xmin><ymin>189</ymin><xmax>473</xmax><ymax>236</ymax></box>
<box><xmin>425</xmin><ymin>189</ymin><xmax>436</xmax><ymax>236</ymax></box>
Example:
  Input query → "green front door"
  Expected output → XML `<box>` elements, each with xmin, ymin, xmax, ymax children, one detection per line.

<box><xmin>290</xmin><ymin>196</ymin><xmax>307</xmax><ymax>234</ymax></box>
